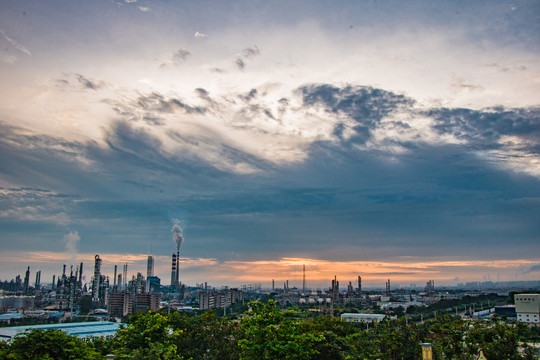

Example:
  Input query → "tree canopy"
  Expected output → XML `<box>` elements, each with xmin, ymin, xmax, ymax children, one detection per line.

<box><xmin>0</xmin><ymin>302</ymin><xmax>537</xmax><ymax>360</ymax></box>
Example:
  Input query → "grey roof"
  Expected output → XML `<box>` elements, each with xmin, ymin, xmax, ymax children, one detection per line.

<box><xmin>0</xmin><ymin>313</ymin><xmax>24</xmax><ymax>321</ymax></box>
<box><xmin>0</xmin><ymin>321</ymin><xmax>121</xmax><ymax>340</ymax></box>
<box><xmin>340</xmin><ymin>313</ymin><xmax>387</xmax><ymax>319</ymax></box>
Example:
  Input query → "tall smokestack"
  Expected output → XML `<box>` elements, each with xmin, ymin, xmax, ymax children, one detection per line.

<box><xmin>79</xmin><ymin>262</ymin><xmax>83</xmax><ymax>283</ymax></box>
<box><xmin>35</xmin><ymin>270</ymin><xmax>41</xmax><ymax>289</ymax></box>
<box><xmin>171</xmin><ymin>220</ymin><xmax>185</xmax><ymax>287</ymax></box>
<box><xmin>175</xmin><ymin>251</ymin><xmax>180</xmax><ymax>285</ymax></box>
<box><xmin>171</xmin><ymin>253</ymin><xmax>177</xmax><ymax>287</ymax></box>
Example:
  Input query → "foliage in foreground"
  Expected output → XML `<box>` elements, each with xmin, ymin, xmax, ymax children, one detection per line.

<box><xmin>0</xmin><ymin>301</ymin><xmax>537</xmax><ymax>360</ymax></box>
<box><xmin>0</xmin><ymin>328</ymin><xmax>101</xmax><ymax>360</ymax></box>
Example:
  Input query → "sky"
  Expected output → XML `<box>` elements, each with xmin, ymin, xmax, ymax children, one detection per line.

<box><xmin>0</xmin><ymin>0</ymin><xmax>539</xmax><ymax>289</ymax></box>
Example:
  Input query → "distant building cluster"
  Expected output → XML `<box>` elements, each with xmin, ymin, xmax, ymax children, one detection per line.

<box><xmin>0</xmin><ymin>251</ymin><xmax>245</xmax><ymax>322</ymax></box>
<box><xmin>1</xmin><ymin>252</ymin><xmax>540</xmax><ymax>338</ymax></box>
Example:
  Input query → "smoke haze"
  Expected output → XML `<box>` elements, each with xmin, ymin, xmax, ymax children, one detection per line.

<box><xmin>171</xmin><ymin>220</ymin><xmax>184</xmax><ymax>252</ymax></box>
<box><xmin>63</xmin><ymin>231</ymin><xmax>80</xmax><ymax>263</ymax></box>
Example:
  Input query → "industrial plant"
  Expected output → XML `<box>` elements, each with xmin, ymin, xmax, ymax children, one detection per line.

<box><xmin>1</xmin><ymin>222</ymin><xmax>540</xmax><ymax>339</ymax></box>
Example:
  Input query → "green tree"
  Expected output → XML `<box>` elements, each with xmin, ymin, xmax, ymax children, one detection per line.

<box><xmin>237</xmin><ymin>301</ymin><xmax>324</xmax><ymax>360</ymax></box>
<box><xmin>3</xmin><ymin>329</ymin><xmax>101</xmax><ymax>360</ymax></box>
<box><xmin>393</xmin><ymin>306</ymin><xmax>405</xmax><ymax>317</ymax></box>
<box><xmin>0</xmin><ymin>340</ymin><xmax>9</xmax><ymax>359</ymax></box>
<box><xmin>87</xmin><ymin>335</ymin><xmax>115</xmax><ymax>357</ymax></box>
<box><xmin>301</xmin><ymin>317</ymin><xmax>357</xmax><ymax>360</ymax></box>
<box><xmin>464</xmin><ymin>318</ymin><xmax>523</xmax><ymax>360</ymax></box>
<box><xmin>345</xmin><ymin>331</ymin><xmax>379</xmax><ymax>360</ymax></box>
<box><xmin>112</xmin><ymin>312</ymin><xmax>180</xmax><ymax>359</ymax></box>
<box><xmin>430</xmin><ymin>316</ymin><xmax>469</xmax><ymax>360</ymax></box>
<box><xmin>168</xmin><ymin>310</ymin><xmax>239</xmax><ymax>359</ymax></box>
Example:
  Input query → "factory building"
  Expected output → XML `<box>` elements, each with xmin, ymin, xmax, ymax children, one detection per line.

<box><xmin>340</xmin><ymin>313</ymin><xmax>389</xmax><ymax>324</ymax></box>
<box><xmin>146</xmin><ymin>276</ymin><xmax>161</xmax><ymax>293</ymax></box>
<box><xmin>0</xmin><ymin>322</ymin><xmax>121</xmax><ymax>340</ymax></box>
<box><xmin>54</xmin><ymin>263</ymin><xmax>84</xmax><ymax>311</ymax></box>
<box><xmin>515</xmin><ymin>294</ymin><xmax>540</xmax><ymax>324</ymax></box>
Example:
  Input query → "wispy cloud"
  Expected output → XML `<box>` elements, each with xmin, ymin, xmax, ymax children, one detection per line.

<box><xmin>519</xmin><ymin>263</ymin><xmax>540</xmax><ymax>274</ymax></box>
<box><xmin>235</xmin><ymin>45</ymin><xmax>260</xmax><ymax>70</ymax></box>
<box><xmin>0</xmin><ymin>29</ymin><xmax>31</xmax><ymax>56</ymax></box>
<box><xmin>160</xmin><ymin>49</ymin><xmax>191</xmax><ymax>68</ymax></box>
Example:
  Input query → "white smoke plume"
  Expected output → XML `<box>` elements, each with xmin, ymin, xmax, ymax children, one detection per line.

<box><xmin>171</xmin><ymin>220</ymin><xmax>184</xmax><ymax>252</ymax></box>
<box><xmin>63</xmin><ymin>230</ymin><xmax>80</xmax><ymax>262</ymax></box>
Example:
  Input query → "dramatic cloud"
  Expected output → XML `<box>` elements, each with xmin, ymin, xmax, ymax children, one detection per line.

<box><xmin>0</xmin><ymin>0</ymin><xmax>539</xmax><ymax>286</ymax></box>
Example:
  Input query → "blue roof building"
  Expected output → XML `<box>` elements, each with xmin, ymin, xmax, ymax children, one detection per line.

<box><xmin>0</xmin><ymin>321</ymin><xmax>121</xmax><ymax>341</ymax></box>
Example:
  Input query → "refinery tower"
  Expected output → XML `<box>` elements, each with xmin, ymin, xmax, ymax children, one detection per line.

<box><xmin>170</xmin><ymin>221</ymin><xmax>184</xmax><ymax>289</ymax></box>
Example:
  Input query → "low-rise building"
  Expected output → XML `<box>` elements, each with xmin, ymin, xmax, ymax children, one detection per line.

<box><xmin>0</xmin><ymin>321</ymin><xmax>121</xmax><ymax>341</ymax></box>
<box><xmin>340</xmin><ymin>313</ymin><xmax>388</xmax><ymax>323</ymax></box>
<box><xmin>514</xmin><ymin>294</ymin><xmax>540</xmax><ymax>324</ymax></box>
<box><xmin>494</xmin><ymin>305</ymin><xmax>516</xmax><ymax>319</ymax></box>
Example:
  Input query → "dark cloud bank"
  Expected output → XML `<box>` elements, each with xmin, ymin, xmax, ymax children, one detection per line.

<box><xmin>1</xmin><ymin>83</ymin><xmax>539</xmax><ymax>261</ymax></box>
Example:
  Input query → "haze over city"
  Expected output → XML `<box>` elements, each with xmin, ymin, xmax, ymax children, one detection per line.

<box><xmin>1</xmin><ymin>0</ymin><xmax>539</xmax><ymax>288</ymax></box>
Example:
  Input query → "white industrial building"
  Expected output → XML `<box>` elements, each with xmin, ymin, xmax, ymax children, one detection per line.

<box><xmin>340</xmin><ymin>313</ymin><xmax>389</xmax><ymax>323</ymax></box>
<box><xmin>514</xmin><ymin>293</ymin><xmax>540</xmax><ymax>324</ymax></box>
<box><xmin>0</xmin><ymin>321</ymin><xmax>120</xmax><ymax>341</ymax></box>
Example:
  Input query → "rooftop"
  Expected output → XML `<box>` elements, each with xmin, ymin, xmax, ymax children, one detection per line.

<box><xmin>0</xmin><ymin>321</ymin><xmax>121</xmax><ymax>341</ymax></box>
